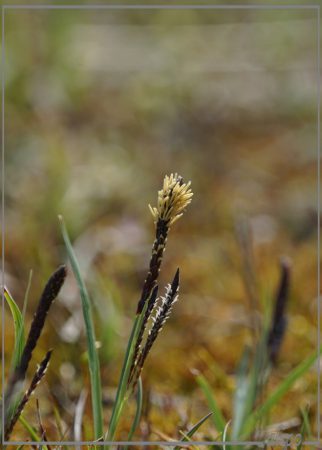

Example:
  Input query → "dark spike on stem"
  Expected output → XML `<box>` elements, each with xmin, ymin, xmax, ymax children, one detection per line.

<box><xmin>148</xmin><ymin>284</ymin><xmax>159</xmax><ymax>312</ymax></box>
<box><xmin>130</xmin><ymin>269</ymin><xmax>180</xmax><ymax>389</ymax></box>
<box><xmin>4</xmin><ymin>266</ymin><xmax>66</xmax><ymax>416</ymax></box>
<box><xmin>267</xmin><ymin>257</ymin><xmax>291</xmax><ymax>365</ymax></box>
<box><xmin>171</xmin><ymin>268</ymin><xmax>180</xmax><ymax>294</ymax></box>
<box><xmin>17</xmin><ymin>265</ymin><xmax>66</xmax><ymax>378</ymax></box>
<box><xmin>136</xmin><ymin>221</ymin><xmax>169</xmax><ymax>314</ymax></box>
<box><xmin>136</xmin><ymin>219</ymin><xmax>169</xmax><ymax>314</ymax></box>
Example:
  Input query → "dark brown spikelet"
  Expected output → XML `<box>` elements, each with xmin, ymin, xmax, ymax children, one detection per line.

<box><xmin>169</xmin><ymin>267</ymin><xmax>180</xmax><ymax>295</ymax></box>
<box><xmin>136</xmin><ymin>220</ymin><xmax>169</xmax><ymax>314</ymax></box>
<box><xmin>267</xmin><ymin>258</ymin><xmax>291</xmax><ymax>364</ymax></box>
<box><xmin>129</xmin><ymin>285</ymin><xmax>159</xmax><ymax>384</ymax></box>
<box><xmin>17</xmin><ymin>265</ymin><xmax>67</xmax><ymax>378</ymax></box>
<box><xmin>4</xmin><ymin>350</ymin><xmax>52</xmax><ymax>441</ymax></box>
<box><xmin>4</xmin><ymin>265</ymin><xmax>67</xmax><ymax>414</ymax></box>
<box><xmin>132</xmin><ymin>269</ymin><xmax>180</xmax><ymax>388</ymax></box>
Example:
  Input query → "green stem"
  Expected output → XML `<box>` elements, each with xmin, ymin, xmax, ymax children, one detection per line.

<box><xmin>106</xmin><ymin>315</ymin><xmax>141</xmax><ymax>441</ymax></box>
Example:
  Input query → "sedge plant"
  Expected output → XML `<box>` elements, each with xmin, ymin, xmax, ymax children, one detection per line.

<box><xmin>195</xmin><ymin>254</ymin><xmax>320</xmax><ymax>448</ymax></box>
<box><xmin>4</xmin><ymin>174</ymin><xmax>214</xmax><ymax>445</ymax></box>
<box><xmin>5</xmin><ymin>173</ymin><xmax>317</xmax><ymax>447</ymax></box>
<box><xmin>59</xmin><ymin>173</ymin><xmax>196</xmax><ymax>443</ymax></box>
<box><xmin>2</xmin><ymin>265</ymin><xmax>67</xmax><ymax>443</ymax></box>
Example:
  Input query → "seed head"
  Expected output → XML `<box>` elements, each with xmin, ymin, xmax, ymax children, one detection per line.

<box><xmin>130</xmin><ymin>269</ymin><xmax>180</xmax><ymax>389</ymax></box>
<box><xmin>149</xmin><ymin>173</ymin><xmax>193</xmax><ymax>226</ymax></box>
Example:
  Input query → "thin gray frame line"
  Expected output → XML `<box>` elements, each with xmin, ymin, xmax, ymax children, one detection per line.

<box><xmin>1</xmin><ymin>3</ymin><xmax>320</xmax><ymax>448</ymax></box>
<box><xmin>317</xmin><ymin>4</ymin><xmax>321</xmax><ymax>443</ymax></box>
<box><xmin>1</xmin><ymin>5</ymin><xmax>5</xmax><ymax>445</ymax></box>
<box><xmin>2</xmin><ymin>4</ymin><xmax>320</xmax><ymax>9</ymax></box>
<box><xmin>3</xmin><ymin>440</ymin><xmax>322</xmax><ymax>446</ymax></box>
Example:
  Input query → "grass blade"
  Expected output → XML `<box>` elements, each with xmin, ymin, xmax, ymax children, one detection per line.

<box><xmin>106</xmin><ymin>312</ymin><xmax>144</xmax><ymax>441</ymax></box>
<box><xmin>231</xmin><ymin>346</ymin><xmax>251</xmax><ymax>439</ymax></box>
<box><xmin>59</xmin><ymin>215</ymin><xmax>103</xmax><ymax>441</ymax></box>
<box><xmin>4</xmin><ymin>287</ymin><xmax>25</xmax><ymax>371</ymax></box>
<box><xmin>106</xmin><ymin>294</ymin><xmax>153</xmax><ymax>441</ymax></box>
<box><xmin>175</xmin><ymin>412</ymin><xmax>213</xmax><ymax>449</ymax></box>
<box><xmin>241</xmin><ymin>350</ymin><xmax>320</xmax><ymax>439</ymax></box>
<box><xmin>127</xmin><ymin>376</ymin><xmax>143</xmax><ymax>442</ymax></box>
<box><xmin>300</xmin><ymin>405</ymin><xmax>312</xmax><ymax>440</ymax></box>
<box><xmin>236</xmin><ymin>330</ymin><xmax>271</xmax><ymax>440</ymax></box>
<box><xmin>195</xmin><ymin>373</ymin><xmax>226</xmax><ymax>435</ymax></box>
<box><xmin>19</xmin><ymin>414</ymin><xmax>42</xmax><ymax>442</ymax></box>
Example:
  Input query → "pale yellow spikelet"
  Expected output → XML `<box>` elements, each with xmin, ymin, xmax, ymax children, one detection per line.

<box><xmin>149</xmin><ymin>173</ymin><xmax>193</xmax><ymax>226</ymax></box>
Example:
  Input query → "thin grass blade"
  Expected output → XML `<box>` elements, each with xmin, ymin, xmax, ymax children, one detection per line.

<box><xmin>231</xmin><ymin>346</ymin><xmax>251</xmax><ymax>439</ymax></box>
<box><xmin>241</xmin><ymin>350</ymin><xmax>320</xmax><ymax>439</ymax></box>
<box><xmin>4</xmin><ymin>287</ymin><xmax>25</xmax><ymax>371</ymax></box>
<box><xmin>238</xmin><ymin>330</ymin><xmax>270</xmax><ymax>438</ymax></box>
<box><xmin>19</xmin><ymin>414</ymin><xmax>42</xmax><ymax>442</ymax></box>
<box><xmin>106</xmin><ymin>310</ymin><xmax>146</xmax><ymax>441</ymax></box>
<box><xmin>59</xmin><ymin>215</ymin><xmax>103</xmax><ymax>441</ymax></box>
<box><xmin>127</xmin><ymin>376</ymin><xmax>143</xmax><ymax>442</ymax></box>
<box><xmin>195</xmin><ymin>374</ymin><xmax>226</xmax><ymax>435</ymax></box>
<box><xmin>300</xmin><ymin>405</ymin><xmax>312</xmax><ymax>440</ymax></box>
<box><xmin>174</xmin><ymin>412</ymin><xmax>213</xmax><ymax>449</ymax></box>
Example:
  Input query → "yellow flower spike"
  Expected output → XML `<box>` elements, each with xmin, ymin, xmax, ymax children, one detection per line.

<box><xmin>149</xmin><ymin>173</ymin><xmax>193</xmax><ymax>226</ymax></box>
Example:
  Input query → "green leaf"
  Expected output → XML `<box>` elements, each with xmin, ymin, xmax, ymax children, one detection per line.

<box><xmin>196</xmin><ymin>373</ymin><xmax>226</xmax><ymax>435</ymax></box>
<box><xmin>4</xmin><ymin>287</ymin><xmax>25</xmax><ymax>371</ymax></box>
<box><xmin>106</xmin><ymin>310</ymin><xmax>144</xmax><ymax>441</ymax></box>
<box><xmin>300</xmin><ymin>405</ymin><xmax>312</xmax><ymax>440</ymax></box>
<box><xmin>127</xmin><ymin>376</ymin><xmax>143</xmax><ymax>442</ymax></box>
<box><xmin>19</xmin><ymin>414</ymin><xmax>42</xmax><ymax>442</ymax></box>
<box><xmin>59</xmin><ymin>215</ymin><xmax>103</xmax><ymax>441</ymax></box>
<box><xmin>241</xmin><ymin>350</ymin><xmax>320</xmax><ymax>439</ymax></box>
<box><xmin>231</xmin><ymin>346</ymin><xmax>251</xmax><ymax>439</ymax></box>
<box><xmin>236</xmin><ymin>328</ymin><xmax>271</xmax><ymax>440</ymax></box>
<box><xmin>53</xmin><ymin>405</ymin><xmax>63</xmax><ymax>438</ymax></box>
<box><xmin>174</xmin><ymin>412</ymin><xmax>212</xmax><ymax>449</ymax></box>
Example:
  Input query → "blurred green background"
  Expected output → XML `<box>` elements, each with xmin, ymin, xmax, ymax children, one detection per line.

<box><xmin>2</xmin><ymin>4</ymin><xmax>319</xmax><ymax>441</ymax></box>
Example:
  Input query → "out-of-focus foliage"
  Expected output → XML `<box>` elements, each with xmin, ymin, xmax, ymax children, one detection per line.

<box><xmin>3</xmin><ymin>6</ymin><xmax>318</xmax><ymax>443</ymax></box>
